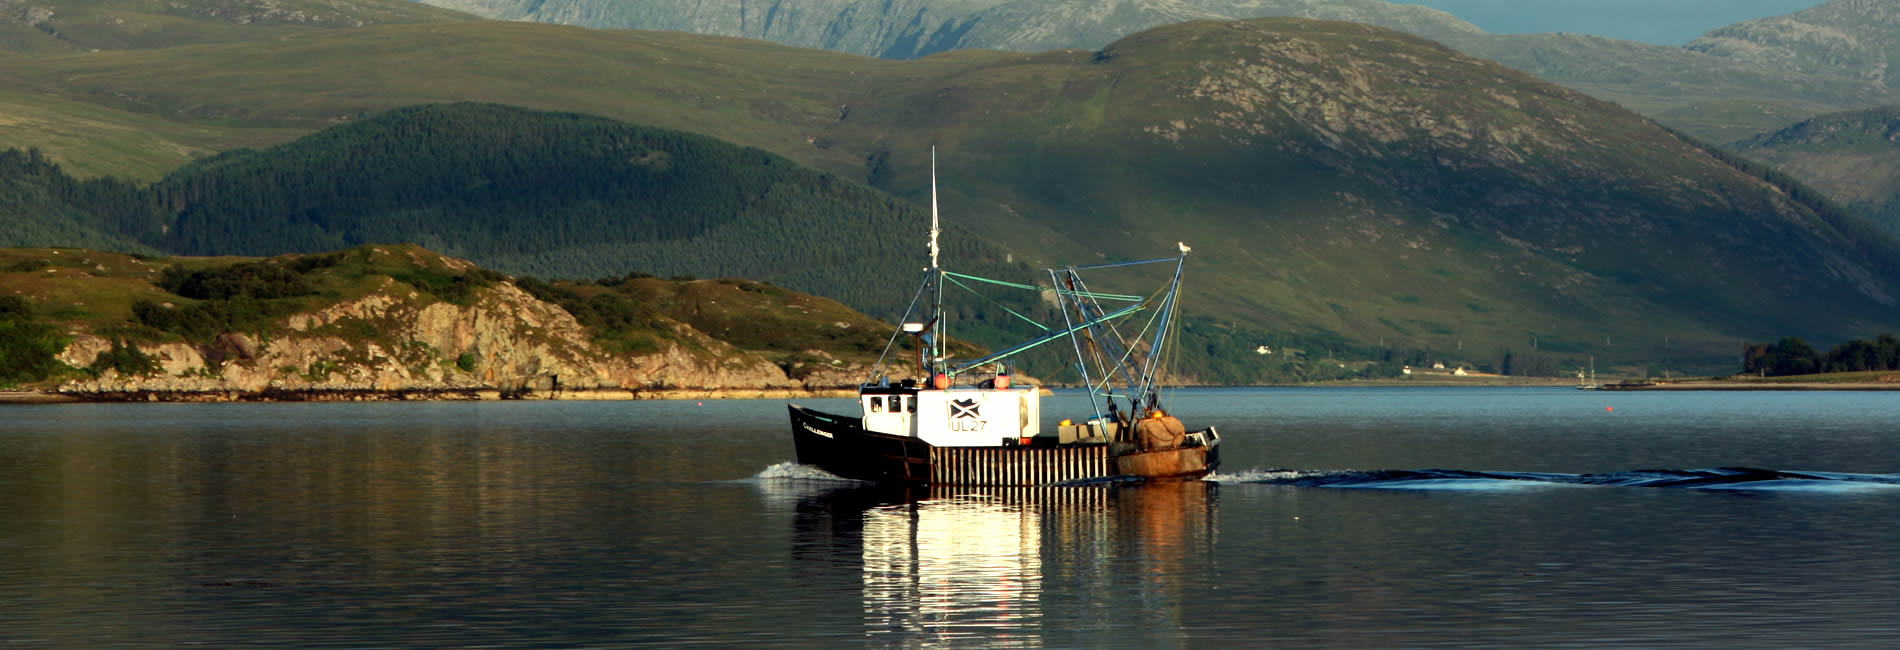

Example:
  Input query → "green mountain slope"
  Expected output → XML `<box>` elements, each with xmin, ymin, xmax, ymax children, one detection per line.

<box><xmin>863</xmin><ymin>19</ymin><xmax>1900</xmax><ymax>366</ymax></box>
<box><xmin>0</xmin><ymin>84</ymin><xmax>305</xmax><ymax>181</ymax></box>
<box><xmin>4</xmin><ymin>17</ymin><xmax>1899</xmax><ymax>374</ymax></box>
<box><xmin>0</xmin><ymin>0</ymin><xmax>474</xmax><ymax>53</ymax></box>
<box><xmin>150</xmin><ymin>103</ymin><xmax>1029</xmax><ymax>314</ymax></box>
<box><xmin>0</xmin><ymin>0</ymin><xmax>471</xmax><ymax>179</ymax></box>
<box><xmin>0</xmin><ymin>20</ymin><xmax>892</xmax><ymax>181</ymax></box>
<box><xmin>1732</xmin><ymin>105</ymin><xmax>1900</xmax><ymax>236</ymax></box>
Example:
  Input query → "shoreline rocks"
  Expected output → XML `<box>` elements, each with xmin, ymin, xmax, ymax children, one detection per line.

<box><xmin>38</xmin><ymin>278</ymin><xmax>871</xmax><ymax>404</ymax></box>
<box><xmin>20</xmin><ymin>386</ymin><xmax>856</xmax><ymax>403</ymax></box>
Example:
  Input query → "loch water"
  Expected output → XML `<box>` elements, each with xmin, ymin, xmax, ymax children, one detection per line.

<box><xmin>2</xmin><ymin>387</ymin><xmax>1897</xmax><ymax>647</ymax></box>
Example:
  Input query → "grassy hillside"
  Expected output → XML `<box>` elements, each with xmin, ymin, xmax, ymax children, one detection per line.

<box><xmin>0</xmin><ymin>85</ymin><xmax>304</xmax><ymax>180</ymax></box>
<box><xmin>1732</xmin><ymin>105</ymin><xmax>1900</xmax><ymax>237</ymax></box>
<box><xmin>0</xmin><ymin>0</ymin><xmax>475</xmax><ymax>53</ymax></box>
<box><xmin>0</xmin><ymin>21</ymin><xmax>899</xmax><ymax>182</ymax></box>
<box><xmin>518</xmin><ymin>273</ymin><xmax>917</xmax><ymax>376</ymax></box>
<box><xmin>0</xmin><ymin>0</ymin><xmax>468</xmax><ymax>179</ymax></box>
<box><xmin>3</xmin><ymin>17</ymin><xmax>1899</xmax><ymax>376</ymax></box>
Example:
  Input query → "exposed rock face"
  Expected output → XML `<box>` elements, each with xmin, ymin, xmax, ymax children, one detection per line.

<box><xmin>56</xmin><ymin>280</ymin><xmax>854</xmax><ymax>398</ymax></box>
<box><xmin>1687</xmin><ymin>0</ymin><xmax>1900</xmax><ymax>88</ymax></box>
<box><xmin>441</xmin><ymin>0</ymin><xmax>975</xmax><ymax>58</ymax></box>
<box><xmin>416</xmin><ymin>0</ymin><xmax>1480</xmax><ymax>59</ymax></box>
<box><xmin>0</xmin><ymin>1</ymin><xmax>57</xmax><ymax>27</ymax></box>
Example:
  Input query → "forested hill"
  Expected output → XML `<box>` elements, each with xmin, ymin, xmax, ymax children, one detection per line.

<box><xmin>66</xmin><ymin>103</ymin><xmax>1029</xmax><ymax>316</ymax></box>
<box><xmin>0</xmin><ymin>149</ymin><xmax>160</xmax><ymax>254</ymax></box>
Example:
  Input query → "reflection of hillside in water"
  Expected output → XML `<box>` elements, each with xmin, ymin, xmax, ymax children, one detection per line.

<box><xmin>774</xmin><ymin>481</ymin><xmax>1217</xmax><ymax>646</ymax></box>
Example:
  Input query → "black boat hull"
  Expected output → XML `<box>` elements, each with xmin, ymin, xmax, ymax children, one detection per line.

<box><xmin>789</xmin><ymin>404</ymin><xmax>1218</xmax><ymax>486</ymax></box>
<box><xmin>790</xmin><ymin>404</ymin><xmax>933</xmax><ymax>483</ymax></box>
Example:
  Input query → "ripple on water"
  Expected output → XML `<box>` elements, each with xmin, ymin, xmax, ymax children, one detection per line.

<box><xmin>1211</xmin><ymin>467</ymin><xmax>1900</xmax><ymax>492</ymax></box>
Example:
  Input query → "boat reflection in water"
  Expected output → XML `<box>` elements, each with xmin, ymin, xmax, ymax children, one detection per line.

<box><xmin>767</xmin><ymin>479</ymin><xmax>1218</xmax><ymax>646</ymax></box>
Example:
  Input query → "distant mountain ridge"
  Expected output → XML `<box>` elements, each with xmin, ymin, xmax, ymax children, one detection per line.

<box><xmin>415</xmin><ymin>0</ymin><xmax>1900</xmax><ymax>143</ymax></box>
<box><xmin>414</xmin><ymin>0</ymin><xmax>1482</xmax><ymax>58</ymax></box>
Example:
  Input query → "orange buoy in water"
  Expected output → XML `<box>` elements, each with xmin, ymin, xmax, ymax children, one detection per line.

<box><xmin>1606</xmin><ymin>406</ymin><xmax>1614</xmax><ymax>412</ymax></box>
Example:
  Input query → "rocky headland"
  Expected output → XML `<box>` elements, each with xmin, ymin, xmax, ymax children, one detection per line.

<box><xmin>2</xmin><ymin>246</ymin><xmax>880</xmax><ymax>403</ymax></box>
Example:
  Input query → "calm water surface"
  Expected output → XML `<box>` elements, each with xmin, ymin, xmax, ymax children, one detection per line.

<box><xmin>1</xmin><ymin>388</ymin><xmax>1896</xmax><ymax>647</ymax></box>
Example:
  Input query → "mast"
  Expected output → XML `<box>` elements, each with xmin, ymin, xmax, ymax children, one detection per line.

<box><xmin>928</xmin><ymin>147</ymin><xmax>945</xmax><ymax>379</ymax></box>
<box><xmin>929</xmin><ymin>148</ymin><xmax>941</xmax><ymax>274</ymax></box>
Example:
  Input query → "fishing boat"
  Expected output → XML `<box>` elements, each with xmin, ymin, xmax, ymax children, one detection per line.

<box><xmin>787</xmin><ymin>152</ymin><xmax>1220</xmax><ymax>486</ymax></box>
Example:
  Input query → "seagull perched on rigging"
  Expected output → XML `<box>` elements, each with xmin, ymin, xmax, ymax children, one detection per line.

<box><xmin>1178</xmin><ymin>241</ymin><xmax>1193</xmax><ymax>254</ymax></box>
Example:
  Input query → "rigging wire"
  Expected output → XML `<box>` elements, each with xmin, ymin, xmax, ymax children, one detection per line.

<box><xmin>942</xmin><ymin>273</ymin><xmax>1051</xmax><ymax>332</ymax></box>
<box><xmin>1087</xmin><ymin>285</ymin><xmax>1170</xmax><ymax>402</ymax></box>
<box><xmin>868</xmin><ymin>272</ymin><xmax>937</xmax><ymax>383</ymax></box>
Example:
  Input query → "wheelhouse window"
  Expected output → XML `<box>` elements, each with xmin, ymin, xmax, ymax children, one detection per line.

<box><xmin>870</xmin><ymin>396</ymin><xmax>884</xmax><ymax>413</ymax></box>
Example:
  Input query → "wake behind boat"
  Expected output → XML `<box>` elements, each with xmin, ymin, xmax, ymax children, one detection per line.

<box><xmin>788</xmin><ymin>151</ymin><xmax>1220</xmax><ymax>486</ymax></box>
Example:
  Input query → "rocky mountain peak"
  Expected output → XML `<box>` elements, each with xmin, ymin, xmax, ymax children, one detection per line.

<box><xmin>1686</xmin><ymin>0</ymin><xmax>1900</xmax><ymax>87</ymax></box>
<box><xmin>415</xmin><ymin>0</ymin><xmax>1484</xmax><ymax>58</ymax></box>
